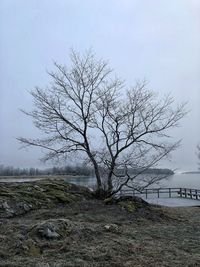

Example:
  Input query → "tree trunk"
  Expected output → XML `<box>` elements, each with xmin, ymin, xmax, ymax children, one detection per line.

<box><xmin>86</xmin><ymin>150</ymin><xmax>103</xmax><ymax>197</ymax></box>
<box><xmin>107</xmin><ymin>160</ymin><xmax>116</xmax><ymax>195</ymax></box>
<box><xmin>93</xmin><ymin>161</ymin><xmax>102</xmax><ymax>191</ymax></box>
<box><xmin>107</xmin><ymin>173</ymin><xmax>113</xmax><ymax>195</ymax></box>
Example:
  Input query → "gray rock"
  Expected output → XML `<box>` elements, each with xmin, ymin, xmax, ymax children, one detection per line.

<box><xmin>18</xmin><ymin>202</ymin><xmax>32</xmax><ymax>212</ymax></box>
<box><xmin>2</xmin><ymin>201</ymin><xmax>10</xmax><ymax>209</ymax></box>
<box><xmin>104</xmin><ymin>223</ymin><xmax>119</xmax><ymax>233</ymax></box>
<box><xmin>33</xmin><ymin>218</ymin><xmax>72</xmax><ymax>239</ymax></box>
<box><xmin>38</xmin><ymin>227</ymin><xmax>60</xmax><ymax>239</ymax></box>
<box><xmin>0</xmin><ymin>201</ymin><xmax>33</xmax><ymax>218</ymax></box>
<box><xmin>34</xmin><ymin>185</ymin><xmax>45</xmax><ymax>192</ymax></box>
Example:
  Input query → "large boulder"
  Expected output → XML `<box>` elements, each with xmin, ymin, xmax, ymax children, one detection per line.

<box><xmin>0</xmin><ymin>200</ymin><xmax>32</xmax><ymax>218</ymax></box>
<box><xmin>30</xmin><ymin>218</ymin><xmax>73</xmax><ymax>239</ymax></box>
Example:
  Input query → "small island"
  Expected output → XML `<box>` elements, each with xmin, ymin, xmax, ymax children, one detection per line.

<box><xmin>182</xmin><ymin>171</ymin><xmax>200</xmax><ymax>174</ymax></box>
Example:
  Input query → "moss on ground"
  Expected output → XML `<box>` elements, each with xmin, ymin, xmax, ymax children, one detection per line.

<box><xmin>118</xmin><ymin>200</ymin><xmax>136</xmax><ymax>212</ymax></box>
<box><xmin>0</xmin><ymin>180</ymin><xmax>199</xmax><ymax>267</ymax></box>
<box><xmin>105</xmin><ymin>195</ymin><xmax>150</xmax><ymax>213</ymax></box>
<box><xmin>0</xmin><ymin>180</ymin><xmax>92</xmax><ymax>218</ymax></box>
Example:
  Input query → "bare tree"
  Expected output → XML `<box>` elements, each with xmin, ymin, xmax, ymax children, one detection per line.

<box><xmin>18</xmin><ymin>50</ymin><xmax>187</xmax><ymax>197</ymax></box>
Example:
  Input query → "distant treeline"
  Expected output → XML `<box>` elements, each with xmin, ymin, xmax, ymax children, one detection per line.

<box><xmin>116</xmin><ymin>167</ymin><xmax>174</xmax><ymax>176</ymax></box>
<box><xmin>0</xmin><ymin>164</ymin><xmax>174</xmax><ymax>177</ymax></box>
<box><xmin>0</xmin><ymin>164</ymin><xmax>93</xmax><ymax>177</ymax></box>
<box><xmin>131</xmin><ymin>168</ymin><xmax>174</xmax><ymax>175</ymax></box>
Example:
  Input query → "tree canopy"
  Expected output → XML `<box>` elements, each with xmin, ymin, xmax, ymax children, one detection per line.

<box><xmin>18</xmin><ymin>50</ymin><xmax>187</xmax><ymax>197</ymax></box>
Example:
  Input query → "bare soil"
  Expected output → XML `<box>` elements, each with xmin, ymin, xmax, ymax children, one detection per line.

<box><xmin>0</xmin><ymin>180</ymin><xmax>199</xmax><ymax>267</ymax></box>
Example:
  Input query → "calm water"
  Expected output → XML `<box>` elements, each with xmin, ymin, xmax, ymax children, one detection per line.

<box><xmin>161</xmin><ymin>173</ymin><xmax>200</xmax><ymax>188</ymax></box>
<box><xmin>67</xmin><ymin>173</ymin><xmax>200</xmax><ymax>189</ymax></box>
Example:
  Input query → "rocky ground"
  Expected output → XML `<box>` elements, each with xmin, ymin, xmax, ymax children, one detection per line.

<box><xmin>0</xmin><ymin>180</ymin><xmax>199</xmax><ymax>267</ymax></box>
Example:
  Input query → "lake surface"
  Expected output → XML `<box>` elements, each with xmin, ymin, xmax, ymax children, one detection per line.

<box><xmin>161</xmin><ymin>173</ymin><xmax>200</xmax><ymax>188</ymax></box>
<box><xmin>0</xmin><ymin>173</ymin><xmax>199</xmax><ymax>189</ymax></box>
<box><xmin>67</xmin><ymin>173</ymin><xmax>200</xmax><ymax>207</ymax></box>
<box><xmin>66</xmin><ymin>173</ymin><xmax>200</xmax><ymax>189</ymax></box>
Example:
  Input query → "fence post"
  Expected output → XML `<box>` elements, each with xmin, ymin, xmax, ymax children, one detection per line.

<box><xmin>179</xmin><ymin>188</ymin><xmax>182</xmax><ymax>197</ymax></box>
<box><xmin>190</xmin><ymin>189</ymin><xmax>192</xmax><ymax>199</ymax></box>
<box><xmin>196</xmin><ymin>190</ymin><xmax>198</xmax><ymax>200</ymax></box>
<box><xmin>169</xmin><ymin>188</ymin><xmax>171</xmax><ymax>198</ymax></box>
<box><xmin>157</xmin><ymin>189</ymin><xmax>159</xmax><ymax>198</ymax></box>
<box><xmin>184</xmin><ymin>188</ymin><xmax>187</xmax><ymax>198</ymax></box>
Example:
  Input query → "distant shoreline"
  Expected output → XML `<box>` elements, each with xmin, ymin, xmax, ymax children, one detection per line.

<box><xmin>182</xmin><ymin>171</ymin><xmax>200</xmax><ymax>174</ymax></box>
<box><xmin>0</xmin><ymin>174</ymin><xmax>82</xmax><ymax>183</ymax></box>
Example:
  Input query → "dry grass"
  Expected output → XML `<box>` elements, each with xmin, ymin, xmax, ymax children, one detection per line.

<box><xmin>0</xmin><ymin>180</ymin><xmax>199</xmax><ymax>267</ymax></box>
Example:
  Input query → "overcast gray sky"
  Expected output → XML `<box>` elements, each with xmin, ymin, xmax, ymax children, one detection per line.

<box><xmin>0</xmin><ymin>0</ymin><xmax>199</xmax><ymax>171</ymax></box>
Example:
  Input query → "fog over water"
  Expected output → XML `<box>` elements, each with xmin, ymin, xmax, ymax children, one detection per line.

<box><xmin>0</xmin><ymin>1</ymin><xmax>200</xmax><ymax>171</ymax></box>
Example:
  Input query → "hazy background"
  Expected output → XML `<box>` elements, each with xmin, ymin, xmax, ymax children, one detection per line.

<box><xmin>0</xmin><ymin>0</ymin><xmax>199</xmax><ymax>171</ymax></box>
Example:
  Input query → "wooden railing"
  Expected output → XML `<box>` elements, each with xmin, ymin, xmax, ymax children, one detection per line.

<box><xmin>119</xmin><ymin>187</ymin><xmax>200</xmax><ymax>200</ymax></box>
